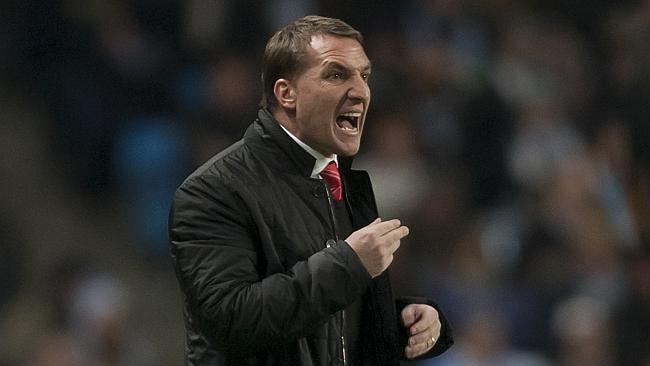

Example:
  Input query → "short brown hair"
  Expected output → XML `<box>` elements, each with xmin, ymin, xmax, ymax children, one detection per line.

<box><xmin>260</xmin><ymin>15</ymin><xmax>363</xmax><ymax>110</ymax></box>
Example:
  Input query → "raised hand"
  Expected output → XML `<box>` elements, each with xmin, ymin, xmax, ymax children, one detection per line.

<box><xmin>345</xmin><ymin>218</ymin><xmax>409</xmax><ymax>278</ymax></box>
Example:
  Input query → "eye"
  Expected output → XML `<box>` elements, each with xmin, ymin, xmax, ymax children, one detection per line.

<box><xmin>361</xmin><ymin>73</ymin><xmax>370</xmax><ymax>81</ymax></box>
<box><xmin>331</xmin><ymin>72</ymin><xmax>344</xmax><ymax>80</ymax></box>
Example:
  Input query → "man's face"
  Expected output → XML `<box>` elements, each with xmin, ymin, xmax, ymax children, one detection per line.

<box><xmin>290</xmin><ymin>34</ymin><xmax>371</xmax><ymax>157</ymax></box>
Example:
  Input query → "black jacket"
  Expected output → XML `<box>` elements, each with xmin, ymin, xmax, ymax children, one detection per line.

<box><xmin>169</xmin><ymin>109</ymin><xmax>453</xmax><ymax>365</ymax></box>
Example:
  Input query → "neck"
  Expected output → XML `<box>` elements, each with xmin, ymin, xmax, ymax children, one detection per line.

<box><xmin>272</xmin><ymin>107</ymin><xmax>298</xmax><ymax>136</ymax></box>
<box><xmin>272</xmin><ymin>108</ymin><xmax>334</xmax><ymax>159</ymax></box>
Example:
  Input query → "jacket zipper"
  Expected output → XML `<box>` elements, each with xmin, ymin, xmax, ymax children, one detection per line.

<box><xmin>321</xmin><ymin>179</ymin><xmax>348</xmax><ymax>366</ymax></box>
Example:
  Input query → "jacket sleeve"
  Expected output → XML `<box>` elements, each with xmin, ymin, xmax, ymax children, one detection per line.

<box><xmin>396</xmin><ymin>296</ymin><xmax>454</xmax><ymax>360</ymax></box>
<box><xmin>169</xmin><ymin>175</ymin><xmax>372</xmax><ymax>357</ymax></box>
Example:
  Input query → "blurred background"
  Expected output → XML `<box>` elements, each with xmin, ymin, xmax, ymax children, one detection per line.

<box><xmin>1</xmin><ymin>0</ymin><xmax>649</xmax><ymax>365</ymax></box>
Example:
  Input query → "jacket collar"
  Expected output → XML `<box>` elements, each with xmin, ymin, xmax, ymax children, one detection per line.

<box><xmin>248</xmin><ymin>109</ymin><xmax>354</xmax><ymax>177</ymax></box>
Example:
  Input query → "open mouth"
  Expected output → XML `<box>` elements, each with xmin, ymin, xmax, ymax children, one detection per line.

<box><xmin>336</xmin><ymin>112</ymin><xmax>361</xmax><ymax>133</ymax></box>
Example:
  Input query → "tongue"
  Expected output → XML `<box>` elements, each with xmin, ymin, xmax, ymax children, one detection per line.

<box><xmin>337</xmin><ymin>117</ymin><xmax>354</xmax><ymax>129</ymax></box>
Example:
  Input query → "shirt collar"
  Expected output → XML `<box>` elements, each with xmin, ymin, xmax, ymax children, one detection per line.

<box><xmin>279</xmin><ymin>124</ymin><xmax>338</xmax><ymax>178</ymax></box>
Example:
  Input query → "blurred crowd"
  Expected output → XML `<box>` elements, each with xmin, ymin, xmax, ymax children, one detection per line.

<box><xmin>1</xmin><ymin>0</ymin><xmax>649</xmax><ymax>365</ymax></box>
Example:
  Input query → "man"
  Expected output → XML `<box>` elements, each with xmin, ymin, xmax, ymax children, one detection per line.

<box><xmin>169</xmin><ymin>15</ymin><xmax>453</xmax><ymax>365</ymax></box>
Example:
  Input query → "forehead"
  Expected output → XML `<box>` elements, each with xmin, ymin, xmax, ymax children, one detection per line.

<box><xmin>306</xmin><ymin>34</ymin><xmax>369</xmax><ymax>68</ymax></box>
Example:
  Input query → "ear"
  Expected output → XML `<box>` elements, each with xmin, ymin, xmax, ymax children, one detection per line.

<box><xmin>273</xmin><ymin>79</ymin><xmax>297</xmax><ymax>110</ymax></box>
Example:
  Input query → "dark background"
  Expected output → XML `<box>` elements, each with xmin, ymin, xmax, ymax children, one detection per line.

<box><xmin>1</xmin><ymin>0</ymin><xmax>649</xmax><ymax>365</ymax></box>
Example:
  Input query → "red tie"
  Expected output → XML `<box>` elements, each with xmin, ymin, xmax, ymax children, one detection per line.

<box><xmin>320</xmin><ymin>161</ymin><xmax>343</xmax><ymax>201</ymax></box>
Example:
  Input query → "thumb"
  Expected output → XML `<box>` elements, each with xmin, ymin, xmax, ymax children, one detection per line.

<box><xmin>371</xmin><ymin>217</ymin><xmax>381</xmax><ymax>225</ymax></box>
<box><xmin>401</xmin><ymin>304</ymin><xmax>418</xmax><ymax>328</ymax></box>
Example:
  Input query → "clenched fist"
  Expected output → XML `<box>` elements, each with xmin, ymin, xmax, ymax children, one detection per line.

<box><xmin>345</xmin><ymin>218</ymin><xmax>409</xmax><ymax>278</ymax></box>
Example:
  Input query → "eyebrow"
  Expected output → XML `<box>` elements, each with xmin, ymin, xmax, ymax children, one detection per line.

<box><xmin>323</xmin><ymin>60</ymin><xmax>372</xmax><ymax>73</ymax></box>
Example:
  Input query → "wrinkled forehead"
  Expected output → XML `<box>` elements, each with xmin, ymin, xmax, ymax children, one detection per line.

<box><xmin>307</xmin><ymin>34</ymin><xmax>369</xmax><ymax>66</ymax></box>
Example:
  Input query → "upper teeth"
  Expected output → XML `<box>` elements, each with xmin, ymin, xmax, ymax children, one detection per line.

<box><xmin>340</xmin><ymin>112</ymin><xmax>361</xmax><ymax>118</ymax></box>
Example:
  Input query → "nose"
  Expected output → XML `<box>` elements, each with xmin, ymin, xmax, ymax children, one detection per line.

<box><xmin>347</xmin><ymin>75</ymin><xmax>370</xmax><ymax>102</ymax></box>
